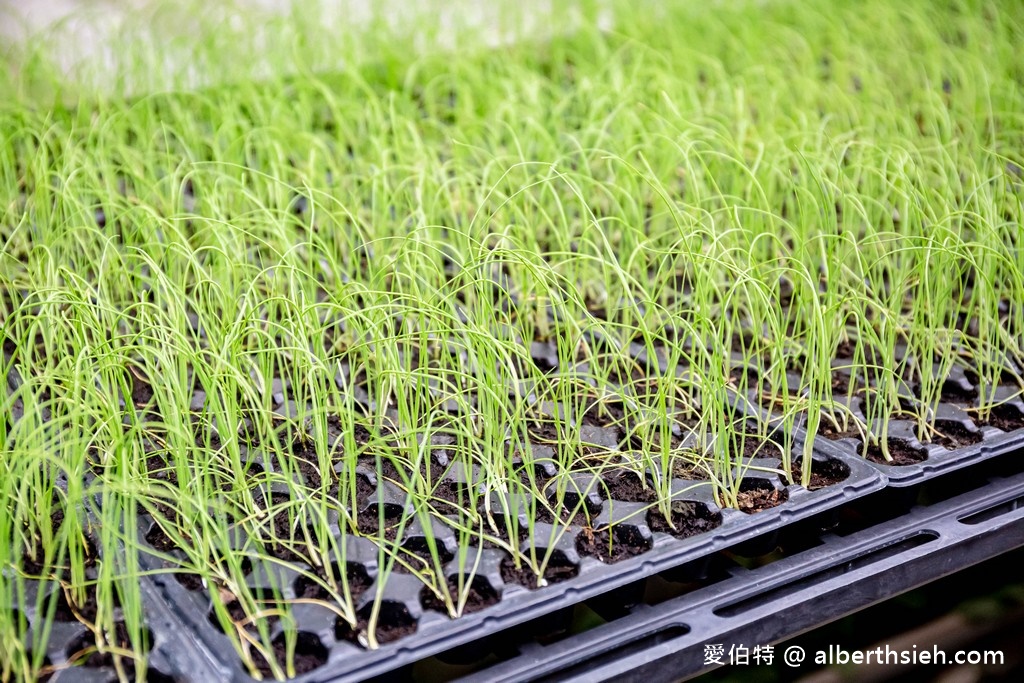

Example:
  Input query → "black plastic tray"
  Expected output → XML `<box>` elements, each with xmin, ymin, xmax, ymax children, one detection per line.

<box><xmin>130</xmin><ymin>434</ymin><xmax>883</xmax><ymax>683</ymax></box>
<box><xmin>816</xmin><ymin>382</ymin><xmax>1024</xmax><ymax>487</ymax></box>
<box><xmin>736</xmin><ymin>358</ymin><xmax>1024</xmax><ymax>488</ymax></box>
<box><xmin>456</xmin><ymin>467</ymin><xmax>1024</xmax><ymax>682</ymax></box>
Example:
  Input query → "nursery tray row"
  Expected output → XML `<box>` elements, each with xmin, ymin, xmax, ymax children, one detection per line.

<box><xmin>23</xmin><ymin>411</ymin><xmax>1024</xmax><ymax>682</ymax></box>
<box><xmin>458</xmin><ymin>465</ymin><xmax>1024</xmax><ymax>682</ymax></box>
<box><xmin>742</xmin><ymin>357</ymin><xmax>1024</xmax><ymax>488</ymax></box>
<box><xmin>112</xmin><ymin>434</ymin><xmax>883</xmax><ymax>683</ymax></box>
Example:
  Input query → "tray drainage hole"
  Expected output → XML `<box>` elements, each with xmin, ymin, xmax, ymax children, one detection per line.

<box><xmin>500</xmin><ymin>551</ymin><xmax>579</xmax><ymax>589</ymax></box>
<box><xmin>250</xmin><ymin>631</ymin><xmax>329</xmax><ymax>678</ymax></box>
<box><xmin>531</xmin><ymin>624</ymin><xmax>690</xmax><ymax>682</ymax></box>
<box><xmin>647</xmin><ymin>501</ymin><xmax>723</xmax><ymax>538</ymax></box>
<box><xmin>714</xmin><ymin>531</ymin><xmax>938</xmax><ymax>617</ymax></box>
<box><xmin>735</xmin><ymin>479</ymin><xmax>788</xmax><ymax>514</ymax></box>
<box><xmin>65</xmin><ymin>622</ymin><xmax>154</xmax><ymax>669</ymax></box>
<box><xmin>294</xmin><ymin>562</ymin><xmax>373</xmax><ymax>601</ymax></box>
<box><xmin>959</xmin><ymin>494</ymin><xmax>1024</xmax><ymax>525</ymax></box>
<box><xmin>865</xmin><ymin>438</ymin><xmax>929</xmax><ymax>466</ymax></box>
<box><xmin>421</xmin><ymin>575</ymin><xmax>501</xmax><ymax>615</ymax></box>
<box><xmin>576</xmin><ymin>524</ymin><xmax>653</xmax><ymax>564</ymax></box>
<box><xmin>336</xmin><ymin>601</ymin><xmax>418</xmax><ymax>646</ymax></box>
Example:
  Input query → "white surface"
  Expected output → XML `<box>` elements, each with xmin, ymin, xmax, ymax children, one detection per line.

<box><xmin>1</xmin><ymin>1</ymin><xmax>610</xmax><ymax>94</ymax></box>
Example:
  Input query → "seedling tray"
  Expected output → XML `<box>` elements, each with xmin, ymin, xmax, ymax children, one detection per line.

<box><xmin>459</xmin><ymin>467</ymin><xmax>1024</xmax><ymax>683</ymax></box>
<box><xmin>742</xmin><ymin>358</ymin><xmax>1024</xmax><ymax>489</ymax></box>
<box><xmin>818</xmin><ymin>383</ymin><xmax>1024</xmax><ymax>487</ymax></box>
<box><xmin>132</xmin><ymin>440</ymin><xmax>882</xmax><ymax>682</ymax></box>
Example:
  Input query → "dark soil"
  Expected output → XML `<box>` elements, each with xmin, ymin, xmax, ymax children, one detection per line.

<box><xmin>834</xmin><ymin>339</ymin><xmax>857</xmax><ymax>360</ymax></box>
<box><xmin>671</xmin><ymin>462</ymin><xmax>710</xmax><ymax>480</ymax></box>
<box><xmin>914</xmin><ymin>378</ymin><xmax>977</xmax><ymax>405</ymax></box>
<box><xmin>335</xmin><ymin>602</ymin><xmax>418</xmax><ymax>646</ymax></box>
<box><xmin>732</xmin><ymin>435</ymin><xmax>784</xmax><ymax>460</ymax></box>
<box><xmin>646</xmin><ymin>501</ymin><xmax>722</xmax><ymax>538</ymax></box>
<box><xmin>526</xmin><ymin>421</ymin><xmax>563</xmax><ymax>445</ymax></box>
<box><xmin>210</xmin><ymin>595</ymin><xmax>281</xmax><ymax>634</ymax></box>
<box><xmin>979</xmin><ymin>403</ymin><xmax>1024</xmax><ymax>432</ymax></box>
<box><xmin>478</xmin><ymin>513</ymin><xmax>530</xmax><ymax>547</ymax></box>
<box><xmin>325</xmin><ymin>415</ymin><xmax>377</xmax><ymax>450</ymax></box>
<box><xmin>392</xmin><ymin>536</ymin><xmax>455</xmax><ymax>574</ymax></box>
<box><xmin>533</xmin><ymin>501</ymin><xmax>590</xmax><ymax>527</ymax></box>
<box><xmin>628</xmin><ymin>427</ymin><xmax>686</xmax><ymax>452</ymax></box>
<box><xmin>375</xmin><ymin>453</ymin><xmax>447</xmax><ymax>487</ymax></box>
<box><xmin>581</xmin><ymin>400</ymin><xmax>627</xmax><ymax>436</ymax></box>
<box><xmin>293</xmin><ymin>562</ymin><xmax>372</xmax><ymax>602</ymax></box>
<box><xmin>575</xmin><ymin>525</ymin><xmax>652</xmax><ymax>564</ymax></box>
<box><xmin>421</xmin><ymin>575</ymin><xmax>500</xmax><ymax>615</ymax></box>
<box><xmin>175</xmin><ymin>572</ymin><xmax>205</xmax><ymax>591</ymax></box>
<box><xmin>499</xmin><ymin>552</ymin><xmax>579</xmax><ymax>589</ymax></box>
<box><xmin>729</xmin><ymin>364</ymin><xmax>760</xmax><ymax>387</ymax></box>
<box><xmin>430</xmin><ymin>479</ymin><xmax>473</xmax><ymax>516</ymax></box>
<box><xmin>600</xmin><ymin>470</ymin><xmax>655</xmax><ymax>503</ymax></box>
<box><xmin>941</xmin><ymin>378</ymin><xmax>978</xmax><ymax>404</ymax></box>
<box><xmin>865</xmin><ymin>439</ymin><xmax>929</xmax><ymax>466</ymax></box>
<box><xmin>128</xmin><ymin>367</ymin><xmax>155</xmax><ymax>408</ymax></box>
<box><xmin>513</xmin><ymin>459</ymin><xmax>557</xmax><ymax>485</ymax></box>
<box><xmin>964</xmin><ymin>367</ymin><xmax>1021</xmax><ymax>388</ymax></box>
<box><xmin>52</xmin><ymin>585</ymin><xmax>115</xmax><ymax>623</ymax></box>
<box><xmin>144</xmin><ymin>453</ymin><xmax>178</xmax><ymax>484</ymax></box>
<box><xmin>288</xmin><ymin>439</ymin><xmax>323</xmax><ymax>488</ymax></box>
<box><xmin>931</xmin><ymin>421</ymin><xmax>983</xmax><ymax>450</ymax></box>
<box><xmin>735</xmin><ymin>483</ymin><xmax>788</xmax><ymax>514</ymax></box>
<box><xmin>830</xmin><ymin>368</ymin><xmax>869</xmax><ymax>393</ymax></box>
<box><xmin>175</xmin><ymin>556</ymin><xmax>251</xmax><ymax>592</ymax></box>
<box><xmin>329</xmin><ymin>472</ymin><xmax>375</xmax><ymax>504</ymax></box>
<box><xmin>250</xmin><ymin>632</ymin><xmax>328</xmax><ymax>677</ymax></box>
<box><xmin>144</xmin><ymin>521</ymin><xmax>181</xmax><ymax>553</ymax></box>
<box><xmin>20</xmin><ymin>507</ymin><xmax>99</xmax><ymax>578</ymax></box>
<box><xmin>66</xmin><ymin>622</ymin><xmax>148</xmax><ymax>669</ymax></box>
<box><xmin>256</xmin><ymin>492</ymin><xmax>313</xmax><ymax>562</ymax></box>
<box><xmin>788</xmin><ymin>458</ymin><xmax>851</xmax><ymax>490</ymax></box>
<box><xmin>820</xmin><ymin>423</ymin><xmax>864</xmax><ymax>442</ymax></box>
<box><xmin>356</xmin><ymin>506</ymin><xmax>405</xmax><ymax>541</ymax></box>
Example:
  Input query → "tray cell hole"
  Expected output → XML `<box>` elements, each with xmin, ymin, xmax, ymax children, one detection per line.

<box><xmin>978</xmin><ymin>403</ymin><xmax>1024</xmax><ymax>433</ymax></box>
<box><xmin>209</xmin><ymin>588</ymin><xmax>280</xmax><ymax>634</ymax></box>
<box><xmin>293</xmin><ymin>562</ymin><xmax>373</xmax><ymax>601</ymax></box>
<box><xmin>575</xmin><ymin>524</ymin><xmax>653</xmax><ymax>564</ymax></box>
<box><xmin>65</xmin><ymin>622</ymin><xmax>154</xmax><ymax>669</ymax></box>
<box><xmin>736</xmin><ymin>478</ymin><xmax>788</xmax><ymax>514</ymax></box>
<box><xmin>421</xmin><ymin>574</ymin><xmax>501</xmax><ymax>615</ymax></box>
<box><xmin>646</xmin><ymin>501</ymin><xmax>723</xmax><ymax>538</ymax></box>
<box><xmin>336</xmin><ymin>601</ymin><xmax>419</xmax><ymax>646</ymax></box>
<box><xmin>400</xmin><ymin>536</ymin><xmax>455</xmax><ymax>571</ymax></box>
<box><xmin>500</xmin><ymin>549</ymin><xmax>580</xmax><ymax>589</ymax></box>
<box><xmin>930</xmin><ymin>420</ymin><xmax>983</xmax><ymax>450</ymax></box>
<box><xmin>251</xmin><ymin>631</ymin><xmax>329</xmax><ymax>678</ymax></box>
